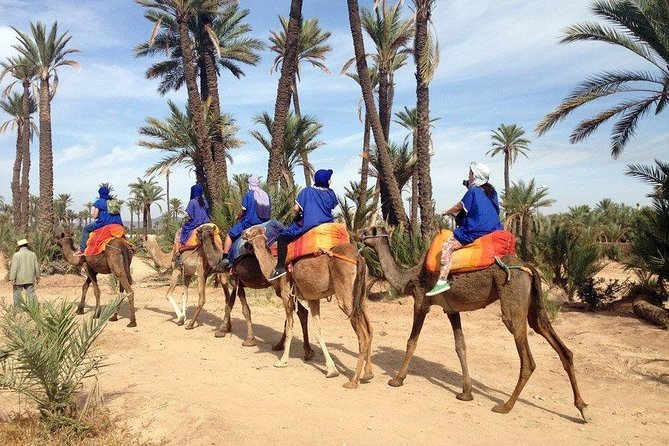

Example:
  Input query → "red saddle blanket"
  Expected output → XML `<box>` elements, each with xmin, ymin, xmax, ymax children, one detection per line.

<box><xmin>425</xmin><ymin>229</ymin><xmax>516</xmax><ymax>274</ymax></box>
<box><xmin>174</xmin><ymin>223</ymin><xmax>222</xmax><ymax>251</ymax></box>
<box><xmin>84</xmin><ymin>224</ymin><xmax>127</xmax><ymax>256</ymax></box>
<box><xmin>270</xmin><ymin>223</ymin><xmax>350</xmax><ymax>265</ymax></box>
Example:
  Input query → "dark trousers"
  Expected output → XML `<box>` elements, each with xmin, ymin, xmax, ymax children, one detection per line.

<box><xmin>80</xmin><ymin>222</ymin><xmax>97</xmax><ymax>251</ymax></box>
<box><xmin>13</xmin><ymin>284</ymin><xmax>37</xmax><ymax>311</ymax></box>
<box><xmin>276</xmin><ymin>233</ymin><xmax>299</xmax><ymax>267</ymax></box>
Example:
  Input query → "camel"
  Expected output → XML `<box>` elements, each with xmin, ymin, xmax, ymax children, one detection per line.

<box><xmin>57</xmin><ymin>233</ymin><xmax>137</xmax><ymax>327</ymax></box>
<box><xmin>198</xmin><ymin>225</ymin><xmax>313</xmax><ymax>359</ymax></box>
<box><xmin>141</xmin><ymin>234</ymin><xmax>173</xmax><ymax>274</ymax></box>
<box><xmin>359</xmin><ymin>226</ymin><xmax>589</xmax><ymax>422</ymax></box>
<box><xmin>243</xmin><ymin>225</ymin><xmax>373</xmax><ymax>389</ymax></box>
<box><xmin>161</xmin><ymin>233</ymin><xmax>232</xmax><ymax>330</ymax></box>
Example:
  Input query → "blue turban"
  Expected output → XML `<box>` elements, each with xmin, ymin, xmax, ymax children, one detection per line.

<box><xmin>190</xmin><ymin>184</ymin><xmax>204</xmax><ymax>199</ymax></box>
<box><xmin>98</xmin><ymin>186</ymin><xmax>111</xmax><ymax>200</ymax></box>
<box><xmin>314</xmin><ymin>169</ymin><xmax>333</xmax><ymax>188</ymax></box>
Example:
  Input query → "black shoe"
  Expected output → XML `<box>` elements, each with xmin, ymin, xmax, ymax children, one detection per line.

<box><xmin>217</xmin><ymin>256</ymin><xmax>231</xmax><ymax>270</ymax></box>
<box><xmin>268</xmin><ymin>266</ymin><xmax>287</xmax><ymax>281</ymax></box>
<box><xmin>175</xmin><ymin>253</ymin><xmax>183</xmax><ymax>266</ymax></box>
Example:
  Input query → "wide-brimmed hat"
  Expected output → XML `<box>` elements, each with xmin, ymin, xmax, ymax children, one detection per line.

<box><xmin>16</xmin><ymin>238</ymin><xmax>28</xmax><ymax>247</ymax></box>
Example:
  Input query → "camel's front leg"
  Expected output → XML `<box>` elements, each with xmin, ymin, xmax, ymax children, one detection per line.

<box><xmin>89</xmin><ymin>273</ymin><xmax>103</xmax><ymax>320</ymax></box>
<box><xmin>275</xmin><ymin>289</ymin><xmax>295</xmax><ymax>368</ymax></box>
<box><xmin>215</xmin><ymin>284</ymin><xmax>236</xmax><ymax>337</ymax></box>
<box><xmin>177</xmin><ymin>275</ymin><xmax>191</xmax><ymax>326</ymax></box>
<box><xmin>185</xmin><ymin>274</ymin><xmax>206</xmax><ymax>330</ymax></box>
<box><xmin>447</xmin><ymin>312</ymin><xmax>473</xmax><ymax>401</ymax></box>
<box><xmin>166</xmin><ymin>269</ymin><xmax>183</xmax><ymax>322</ymax></box>
<box><xmin>308</xmin><ymin>300</ymin><xmax>339</xmax><ymax>379</ymax></box>
<box><xmin>237</xmin><ymin>286</ymin><xmax>257</xmax><ymax>346</ymax></box>
<box><xmin>78</xmin><ymin>277</ymin><xmax>91</xmax><ymax>314</ymax></box>
<box><xmin>389</xmin><ymin>305</ymin><xmax>428</xmax><ymax>387</ymax></box>
<box><xmin>296</xmin><ymin>301</ymin><xmax>314</xmax><ymax>360</ymax></box>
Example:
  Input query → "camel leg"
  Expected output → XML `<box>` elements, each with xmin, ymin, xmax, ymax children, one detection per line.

<box><xmin>275</xmin><ymin>290</ymin><xmax>295</xmax><ymax>368</ymax></box>
<box><xmin>389</xmin><ymin>306</ymin><xmax>428</xmax><ymax>387</ymax></box>
<box><xmin>308</xmin><ymin>300</ymin><xmax>339</xmax><ymax>379</ymax></box>
<box><xmin>360</xmin><ymin>303</ymin><xmax>374</xmax><ymax>383</ymax></box>
<box><xmin>78</xmin><ymin>276</ymin><xmax>91</xmax><ymax>314</ymax></box>
<box><xmin>492</xmin><ymin>305</ymin><xmax>535</xmax><ymax>414</ymax></box>
<box><xmin>185</xmin><ymin>274</ymin><xmax>206</xmax><ymax>330</ymax></box>
<box><xmin>343</xmin><ymin>308</ymin><xmax>371</xmax><ymax>389</ymax></box>
<box><xmin>166</xmin><ymin>269</ymin><xmax>183</xmax><ymax>321</ymax></box>
<box><xmin>237</xmin><ymin>286</ymin><xmax>257</xmax><ymax>346</ymax></box>
<box><xmin>118</xmin><ymin>280</ymin><xmax>136</xmax><ymax>328</ymax></box>
<box><xmin>447</xmin><ymin>312</ymin><xmax>474</xmax><ymax>401</ymax></box>
<box><xmin>215</xmin><ymin>283</ymin><xmax>236</xmax><ymax>338</ymax></box>
<box><xmin>529</xmin><ymin>307</ymin><xmax>589</xmax><ymax>422</ymax></box>
<box><xmin>89</xmin><ymin>272</ymin><xmax>103</xmax><ymax>320</ymax></box>
<box><xmin>296</xmin><ymin>302</ymin><xmax>314</xmax><ymax>360</ymax></box>
<box><xmin>177</xmin><ymin>275</ymin><xmax>192</xmax><ymax>326</ymax></box>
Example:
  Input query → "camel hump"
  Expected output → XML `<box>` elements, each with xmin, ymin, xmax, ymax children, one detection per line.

<box><xmin>84</xmin><ymin>224</ymin><xmax>128</xmax><ymax>257</ymax></box>
<box><xmin>426</xmin><ymin>230</ymin><xmax>516</xmax><ymax>274</ymax></box>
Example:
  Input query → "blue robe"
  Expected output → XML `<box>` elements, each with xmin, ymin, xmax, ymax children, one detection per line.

<box><xmin>228</xmin><ymin>191</ymin><xmax>270</xmax><ymax>240</ymax></box>
<box><xmin>281</xmin><ymin>186</ymin><xmax>337</xmax><ymax>238</ymax></box>
<box><xmin>454</xmin><ymin>186</ymin><xmax>503</xmax><ymax>244</ymax></box>
<box><xmin>180</xmin><ymin>197</ymin><xmax>211</xmax><ymax>244</ymax></box>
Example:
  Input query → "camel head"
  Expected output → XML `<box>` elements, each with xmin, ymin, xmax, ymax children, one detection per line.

<box><xmin>357</xmin><ymin>226</ymin><xmax>390</xmax><ymax>248</ymax></box>
<box><xmin>242</xmin><ymin>225</ymin><xmax>266</xmax><ymax>243</ymax></box>
<box><xmin>140</xmin><ymin>234</ymin><xmax>156</xmax><ymax>249</ymax></box>
<box><xmin>56</xmin><ymin>232</ymin><xmax>74</xmax><ymax>248</ymax></box>
<box><xmin>197</xmin><ymin>225</ymin><xmax>215</xmax><ymax>241</ymax></box>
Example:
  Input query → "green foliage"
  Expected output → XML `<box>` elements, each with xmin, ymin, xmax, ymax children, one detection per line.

<box><xmin>360</xmin><ymin>225</ymin><xmax>426</xmax><ymax>279</ymax></box>
<box><xmin>0</xmin><ymin>296</ymin><xmax>122</xmax><ymax>431</ymax></box>
<box><xmin>577</xmin><ymin>277</ymin><xmax>625</xmax><ymax>311</ymax></box>
<box><xmin>542</xmin><ymin>291</ymin><xmax>562</xmax><ymax>322</ymax></box>
<box><xmin>337</xmin><ymin>181</ymin><xmax>377</xmax><ymax>232</ymax></box>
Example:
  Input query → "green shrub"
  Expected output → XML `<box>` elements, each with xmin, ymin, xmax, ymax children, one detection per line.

<box><xmin>577</xmin><ymin>277</ymin><xmax>625</xmax><ymax>311</ymax></box>
<box><xmin>0</xmin><ymin>296</ymin><xmax>122</xmax><ymax>431</ymax></box>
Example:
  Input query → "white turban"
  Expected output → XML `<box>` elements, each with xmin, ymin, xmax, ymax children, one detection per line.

<box><xmin>469</xmin><ymin>162</ymin><xmax>491</xmax><ymax>188</ymax></box>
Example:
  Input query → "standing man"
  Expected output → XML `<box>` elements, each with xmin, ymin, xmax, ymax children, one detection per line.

<box><xmin>9</xmin><ymin>238</ymin><xmax>40</xmax><ymax>309</ymax></box>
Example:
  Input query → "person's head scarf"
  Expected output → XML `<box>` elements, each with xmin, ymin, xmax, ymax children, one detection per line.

<box><xmin>314</xmin><ymin>169</ymin><xmax>333</xmax><ymax>188</ymax></box>
<box><xmin>190</xmin><ymin>184</ymin><xmax>204</xmax><ymax>199</ymax></box>
<box><xmin>98</xmin><ymin>186</ymin><xmax>111</xmax><ymax>200</ymax></box>
<box><xmin>248</xmin><ymin>175</ymin><xmax>271</xmax><ymax>220</ymax></box>
<box><xmin>469</xmin><ymin>162</ymin><xmax>491</xmax><ymax>188</ymax></box>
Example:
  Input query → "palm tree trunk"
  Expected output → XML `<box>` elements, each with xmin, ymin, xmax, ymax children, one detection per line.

<box><xmin>358</xmin><ymin>113</ymin><xmax>371</xmax><ymax>206</ymax></box>
<box><xmin>415</xmin><ymin>0</ymin><xmax>435</xmax><ymax>238</ymax></box>
<box><xmin>267</xmin><ymin>0</ymin><xmax>303</xmax><ymax>191</ymax></box>
<box><xmin>165</xmin><ymin>170</ymin><xmax>170</xmax><ymax>223</ymax></box>
<box><xmin>130</xmin><ymin>210</ymin><xmax>134</xmax><ymax>237</ymax></box>
<box><xmin>37</xmin><ymin>76</ymin><xmax>55</xmax><ymax>234</ymax></box>
<box><xmin>176</xmin><ymin>14</ymin><xmax>219</xmax><ymax>208</ymax></box>
<box><xmin>410</xmin><ymin>131</ymin><xmax>419</xmax><ymax>231</ymax></box>
<box><xmin>147</xmin><ymin>205</ymin><xmax>152</xmax><ymax>231</ymax></box>
<box><xmin>12</xmin><ymin>126</ymin><xmax>23</xmax><ymax>227</ymax></box>
<box><xmin>202</xmin><ymin>25</ymin><xmax>229</xmax><ymax>194</ymax></box>
<box><xmin>20</xmin><ymin>133</ymin><xmax>30</xmax><ymax>230</ymax></box>
<box><xmin>378</xmin><ymin>66</ymin><xmax>391</xmax><ymax>141</ymax></box>
<box><xmin>292</xmin><ymin>76</ymin><xmax>312</xmax><ymax>187</ymax></box>
<box><xmin>347</xmin><ymin>0</ymin><xmax>408</xmax><ymax>227</ymax></box>
<box><xmin>504</xmin><ymin>150</ymin><xmax>510</xmax><ymax>193</ymax></box>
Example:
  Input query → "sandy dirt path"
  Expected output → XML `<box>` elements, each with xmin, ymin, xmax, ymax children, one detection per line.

<box><xmin>1</xmin><ymin>258</ymin><xmax>668</xmax><ymax>445</ymax></box>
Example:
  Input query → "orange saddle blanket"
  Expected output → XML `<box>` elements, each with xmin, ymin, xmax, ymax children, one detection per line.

<box><xmin>270</xmin><ymin>223</ymin><xmax>350</xmax><ymax>265</ymax></box>
<box><xmin>84</xmin><ymin>224</ymin><xmax>127</xmax><ymax>256</ymax></box>
<box><xmin>425</xmin><ymin>229</ymin><xmax>516</xmax><ymax>274</ymax></box>
<box><xmin>175</xmin><ymin>223</ymin><xmax>222</xmax><ymax>251</ymax></box>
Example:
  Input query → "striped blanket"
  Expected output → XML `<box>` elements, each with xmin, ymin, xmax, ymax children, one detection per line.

<box><xmin>84</xmin><ymin>224</ymin><xmax>127</xmax><ymax>256</ymax></box>
<box><xmin>284</xmin><ymin>223</ymin><xmax>350</xmax><ymax>265</ymax></box>
<box><xmin>425</xmin><ymin>229</ymin><xmax>516</xmax><ymax>274</ymax></box>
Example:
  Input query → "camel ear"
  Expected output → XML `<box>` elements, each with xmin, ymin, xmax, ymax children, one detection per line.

<box><xmin>59</xmin><ymin>232</ymin><xmax>65</xmax><ymax>239</ymax></box>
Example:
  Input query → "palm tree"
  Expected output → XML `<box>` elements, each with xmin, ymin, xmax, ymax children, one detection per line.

<box><xmin>395</xmin><ymin>106</ymin><xmax>438</xmax><ymax>231</ymax></box>
<box><xmin>82</xmin><ymin>201</ymin><xmax>94</xmax><ymax>226</ymax></box>
<box><xmin>126</xmin><ymin>197</ymin><xmax>140</xmax><ymax>236</ymax></box>
<box><xmin>11</xmin><ymin>22</ymin><xmax>79</xmax><ymax>234</ymax></box>
<box><xmin>267</xmin><ymin>0</ymin><xmax>303</xmax><ymax>190</ymax></box>
<box><xmin>0</xmin><ymin>92</ymin><xmax>37</xmax><ymax>228</ymax></box>
<box><xmin>136</xmin><ymin>1</ymin><xmax>218</xmax><ymax>207</ymax></box>
<box><xmin>346</xmin><ymin>0</ymin><xmax>409</xmax><ymax>227</ymax></box>
<box><xmin>502</xmin><ymin>179</ymin><xmax>556</xmax><ymax>259</ymax></box>
<box><xmin>251</xmin><ymin>111</ymin><xmax>324</xmax><ymax>189</ymax></box>
<box><xmin>169</xmin><ymin>198</ymin><xmax>185</xmax><ymax>221</ymax></box>
<box><xmin>54</xmin><ymin>192</ymin><xmax>73</xmax><ymax>227</ymax></box>
<box><xmin>413</xmin><ymin>0</ymin><xmax>439</xmax><ymax>237</ymax></box>
<box><xmin>536</xmin><ymin>0</ymin><xmax>669</xmax><ymax>159</ymax></box>
<box><xmin>1</xmin><ymin>55</ymin><xmax>38</xmax><ymax>230</ymax></box>
<box><xmin>128</xmin><ymin>177</ymin><xmax>164</xmax><ymax>233</ymax></box>
<box><xmin>270</xmin><ymin>17</ymin><xmax>331</xmax><ymax>186</ymax></box>
<box><xmin>487</xmin><ymin>124</ymin><xmax>531</xmax><ymax>193</ymax></box>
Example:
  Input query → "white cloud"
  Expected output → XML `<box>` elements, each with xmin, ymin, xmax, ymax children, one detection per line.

<box><xmin>54</xmin><ymin>144</ymin><xmax>95</xmax><ymax>166</ymax></box>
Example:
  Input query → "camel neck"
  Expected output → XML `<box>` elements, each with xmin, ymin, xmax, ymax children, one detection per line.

<box><xmin>60</xmin><ymin>239</ymin><xmax>84</xmax><ymax>267</ymax></box>
<box><xmin>370</xmin><ymin>237</ymin><xmax>415</xmax><ymax>293</ymax></box>
<box><xmin>200</xmin><ymin>232</ymin><xmax>223</xmax><ymax>270</ymax></box>
<box><xmin>247</xmin><ymin>236</ymin><xmax>275</xmax><ymax>279</ymax></box>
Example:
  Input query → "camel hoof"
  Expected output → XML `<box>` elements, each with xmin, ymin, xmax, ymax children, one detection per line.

<box><xmin>361</xmin><ymin>373</ymin><xmax>374</xmax><ymax>383</ymax></box>
<box><xmin>214</xmin><ymin>331</ymin><xmax>226</xmax><ymax>338</ymax></box>
<box><xmin>456</xmin><ymin>392</ymin><xmax>474</xmax><ymax>401</ymax></box>
<box><xmin>184</xmin><ymin>324</ymin><xmax>194</xmax><ymax>330</ymax></box>
<box><xmin>108</xmin><ymin>315</ymin><xmax>117</xmax><ymax>321</ymax></box>
<box><xmin>326</xmin><ymin>369</ymin><xmax>339</xmax><ymax>379</ymax></box>
<box><xmin>176</xmin><ymin>318</ymin><xmax>185</xmax><ymax>326</ymax></box>
<box><xmin>580</xmin><ymin>406</ymin><xmax>591</xmax><ymax>423</ymax></box>
<box><xmin>303</xmin><ymin>348</ymin><xmax>315</xmax><ymax>361</ymax></box>
<box><xmin>343</xmin><ymin>381</ymin><xmax>358</xmax><ymax>389</ymax></box>
<box><xmin>388</xmin><ymin>378</ymin><xmax>404</xmax><ymax>387</ymax></box>
<box><xmin>126</xmin><ymin>321</ymin><xmax>137</xmax><ymax>328</ymax></box>
<box><xmin>491</xmin><ymin>403</ymin><xmax>512</xmax><ymax>414</ymax></box>
<box><xmin>273</xmin><ymin>360</ymin><xmax>289</xmax><ymax>368</ymax></box>
<box><xmin>242</xmin><ymin>339</ymin><xmax>257</xmax><ymax>347</ymax></box>
<box><xmin>76</xmin><ymin>307</ymin><xmax>85</xmax><ymax>315</ymax></box>
<box><xmin>271</xmin><ymin>342</ymin><xmax>285</xmax><ymax>352</ymax></box>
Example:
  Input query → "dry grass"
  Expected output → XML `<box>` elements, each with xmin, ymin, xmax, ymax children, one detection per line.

<box><xmin>0</xmin><ymin>409</ymin><xmax>166</xmax><ymax>446</ymax></box>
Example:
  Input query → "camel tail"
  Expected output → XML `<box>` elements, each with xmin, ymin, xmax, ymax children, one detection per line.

<box><xmin>122</xmin><ymin>243</ymin><xmax>133</xmax><ymax>286</ymax></box>
<box><xmin>527</xmin><ymin>264</ymin><xmax>550</xmax><ymax>331</ymax></box>
<box><xmin>349</xmin><ymin>254</ymin><xmax>368</xmax><ymax>326</ymax></box>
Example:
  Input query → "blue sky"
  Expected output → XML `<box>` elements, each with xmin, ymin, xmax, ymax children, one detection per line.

<box><xmin>0</xmin><ymin>0</ymin><xmax>666</xmax><ymax>220</ymax></box>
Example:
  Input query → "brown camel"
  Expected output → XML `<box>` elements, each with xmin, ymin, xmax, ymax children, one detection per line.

<box><xmin>243</xmin><ymin>225</ymin><xmax>373</xmax><ymax>389</ymax></box>
<box><xmin>359</xmin><ymin>226</ymin><xmax>589</xmax><ymax>422</ymax></box>
<box><xmin>141</xmin><ymin>234</ymin><xmax>173</xmax><ymax>274</ymax></box>
<box><xmin>162</xmin><ymin>235</ymin><xmax>232</xmax><ymax>330</ymax></box>
<box><xmin>198</xmin><ymin>225</ymin><xmax>313</xmax><ymax>358</ymax></box>
<box><xmin>57</xmin><ymin>234</ymin><xmax>137</xmax><ymax>327</ymax></box>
